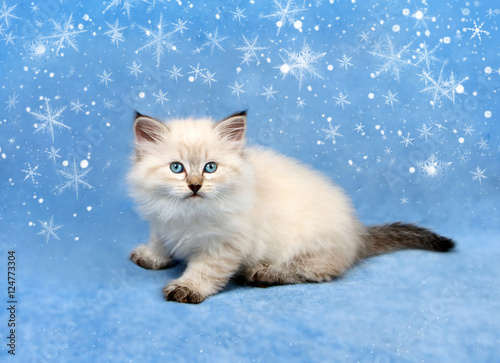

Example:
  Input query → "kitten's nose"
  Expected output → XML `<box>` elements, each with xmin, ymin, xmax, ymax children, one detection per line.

<box><xmin>189</xmin><ymin>184</ymin><xmax>202</xmax><ymax>194</ymax></box>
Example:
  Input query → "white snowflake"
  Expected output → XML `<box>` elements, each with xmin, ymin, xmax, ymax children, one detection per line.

<box><xmin>322</xmin><ymin>120</ymin><xmax>343</xmax><ymax>144</ymax></box>
<box><xmin>296</xmin><ymin>97</ymin><xmax>306</xmax><ymax>108</ymax></box>
<box><xmin>136</xmin><ymin>14</ymin><xmax>179</xmax><ymax>67</ymax></box>
<box><xmin>55</xmin><ymin>159</ymin><xmax>93</xmax><ymax>199</ymax></box>
<box><xmin>417</xmin><ymin>154</ymin><xmax>451</xmax><ymax>185</ymax></box>
<box><xmin>38</xmin><ymin>216</ymin><xmax>62</xmax><ymax>245</ymax></box>
<box><xmin>29</xmin><ymin>98</ymin><xmax>69</xmax><ymax>143</ymax></box>
<box><xmin>417</xmin><ymin>124</ymin><xmax>433</xmax><ymax>141</ymax></box>
<box><xmin>465</xmin><ymin>20</ymin><xmax>490</xmax><ymax>41</ymax></box>
<box><xmin>128</xmin><ymin>61</ymin><xmax>143</xmax><ymax>78</ymax></box>
<box><xmin>359</xmin><ymin>30</ymin><xmax>370</xmax><ymax>43</ymax></box>
<box><xmin>279</xmin><ymin>40</ymin><xmax>326</xmax><ymax>90</ymax></box>
<box><xmin>172</xmin><ymin>18</ymin><xmax>188</xmax><ymax>34</ymax></box>
<box><xmin>202</xmin><ymin>27</ymin><xmax>228</xmax><ymax>55</ymax></box>
<box><xmin>236</xmin><ymin>35</ymin><xmax>267</xmax><ymax>65</ymax></box>
<box><xmin>21</xmin><ymin>163</ymin><xmax>41</xmax><ymax>184</ymax></box>
<box><xmin>69</xmin><ymin>99</ymin><xmax>85</xmax><ymax>114</ymax></box>
<box><xmin>2</xmin><ymin>31</ymin><xmax>15</xmax><ymax>45</ymax></box>
<box><xmin>476</xmin><ymin>138</ymin><xmax>488</xmax><ymax>150</ymax></box>
<box><xmin>260</xmin><ymin>85</ymin><xmax>278</xmax><ymax>101</ymax></box>
<box><xmin>231</xmin><ymin>7</ymin><xmax>247</xmax><ymax>23</ymax></box>
<box><xmin>382</xmin><ymin>90</ymin><xmax>398</xmax><ymax>108</ymax></box>
<box><xmin>5</xmin><ymin>92</ymin><xmax>18</xmax><ymax>111</ymax></box>
<box><xmin>43</xmin><ymin>14</ymin><xmax>87</xmax><ymax>54</ymax></box>
<box><xmin>25</xmin><ymin>37</ymin><xmax>54</xmax><ymax>64</ymax></box>
<box><xmin>103</xmin><ymin>99</ymin><xmax>114</xmax><ymax>109</ymax></box>
<box><xmin>334</xmin><ymin>91</ymin><xmax>350</xmax><ymax>109</ymax></box>
<box><xmin>368</xmin><ymin>35</ymin><xmax>413</xmax><ymax>81</ymax></box>
<box><xmin>45</xmin><ymin>146</ymin><xmax>61</xmax><ymax>163</ymax></box>
<box><xmin>400</xmin><ymin>132</ymin><xmax>415</xmax><ymax>147</ymax></box>
<box><xmin>229</xmin><ymin>81</ymin><xmax>245</xmax><ymax>98</ymax></box>
<box><xmin>188</xmin><ymin>63</ymin><xmax>207</xmax><ymax>80</ymax></box>
<box><xmin>400</xmin><ymin>196</ymin><xmax>409</xmax><ymax>205</ymax></box>
<box><xmin>103</xmin><ymin>0</ymin><xmax>150</xmax><ymax>17</ymax></box>
<box><xmin>354</xmin><ymin>123</ymin><xmax>364</xmax><ymax>133</ymax></box>
<box><xmin>104</xmin><ymin>19</ymin><xmax>126</xmax><ymax>46</ymax></box>
<box><xmin>411</xmin><ymin>8</ymin><xmax>433</xmax><ymax>31</ymax></box>
<box><xmin>414</xmin><ymin>42</ymin><xmax>440</xmax><ymax>71</ymax></box>
<box><xmin>418</xmin><ymin>64</ymin><xmax>466</xmax><ymax>105</ymax></box>
<box><xmin>262</xmin><ymin>0</ymin><xmax>307</xmax><ymax>35</ymax></box>
<box><xmin>153</xmin><ymin>89</ymin><xmax>169</xmax><ymax>106</ymax></box>
<box><xmin>168</xmin><ymin>65</ymin><xmax>183</xmax><ymax>82</ymax></box>
<box><xmin>470</xmin><ymin>167</ymin><xmax>487</xmax><ymax>184</ymax></box>
<box><xmin>201</xmin><ymin>71</ymin><xmax>217</xmax><ymax>87</ymax></box>
<box><xmin>0</xmin><ymin>1</ymin><xmax>20</xmax><ymax>28</ymax></box>
<box><xmin>337</xmin><ymin>54</ymin><xmax>353</xmax><ymax>71</ymax></box>
<box><xmin>98</xmin><ymin>70</ymin><xmax>114</xmax><ymax>87</ymax></box>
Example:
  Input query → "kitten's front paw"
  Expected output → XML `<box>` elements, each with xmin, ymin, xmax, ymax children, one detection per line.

<box><xmin>130</xmin><ymin>244</ymin><xmax>171</xmax><ymax>270</ymax></box>
<box><xmin>163</xmin><ymin>284</ymin><xmax>205</xmax><ymax>304</ymax></box>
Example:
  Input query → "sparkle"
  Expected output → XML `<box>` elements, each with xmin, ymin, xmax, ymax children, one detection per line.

<box><xmin>297</xmin><ymin>97</ymin><xmax>306</xmax><ymax>108</ymax></box>
<box><xmin>38</xmin><ymin>216</ymin><xmax>63</xmax><ymax>245</ymax></box>
<box><xmin>322</xmin><ymin>120</ymin><xmax>343</xmax><ymax>144</ymax></box>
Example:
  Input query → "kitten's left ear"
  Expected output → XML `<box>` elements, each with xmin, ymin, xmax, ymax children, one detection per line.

<box><xmin>215</xmin><ymin>111</ymin><xmax>247</xmax><ymax>144</ymax></box>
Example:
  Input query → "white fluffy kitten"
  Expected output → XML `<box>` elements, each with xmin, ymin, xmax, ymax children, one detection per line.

<box><xmin>128</xmin><ymin>111</ymin><xmax>454</xmax><ymax>304</ymax></box>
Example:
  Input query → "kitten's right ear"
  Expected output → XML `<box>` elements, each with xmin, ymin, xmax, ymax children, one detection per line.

<box><xmin>133</xmin><ymin>111</ymin><xmax>165</xmax><ymax>144</ymax></box>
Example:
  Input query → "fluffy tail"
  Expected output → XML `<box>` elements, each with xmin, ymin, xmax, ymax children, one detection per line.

<box><xmin>359</xmin><ymin>222</ymin><xmax>455</xmax><ymax>259</ymax></box>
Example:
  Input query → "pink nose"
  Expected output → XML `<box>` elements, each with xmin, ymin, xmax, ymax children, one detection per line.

<box><xmin>189</xmin><ymin>184</ymin><xmax>201</xmax><ymax>194</ymax></box>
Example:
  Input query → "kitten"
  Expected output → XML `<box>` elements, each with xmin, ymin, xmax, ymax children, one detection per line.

<box><xmin>128</xmin><ymin>110</ymin><xmax>455</xmax><ymax>304</ymax></box>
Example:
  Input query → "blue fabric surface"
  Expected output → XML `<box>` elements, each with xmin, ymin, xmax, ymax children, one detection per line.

<box><xmin>1</xmin><ymin>0</ymin><xmax>499</xmax><ymax>361</ymax></box>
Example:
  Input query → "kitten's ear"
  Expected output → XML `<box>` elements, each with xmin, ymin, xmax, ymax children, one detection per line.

<box><xmin>215</xmin><ymin>111</ymin><xmax>247</xmax><ymax>143</ymax></box>
<box><xmin>133</xmin><ymin>111</ymin><xmax>166</xmax><ymax>144</ymax></box>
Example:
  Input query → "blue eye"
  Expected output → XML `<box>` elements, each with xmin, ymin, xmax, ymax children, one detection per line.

<box><xmin>170</xmin><ymin>162</ymin><xmax>184</xmax><ymax>173</ymax></box>
<box><xmin>204</xmin><ymin>162</ymin><xmax>217</xmax><ymax>173</ymax></box>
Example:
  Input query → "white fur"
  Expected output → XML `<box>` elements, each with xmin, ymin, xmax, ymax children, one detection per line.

<box><xmin>128</xmin><ymin>114</ymin><xmax>365</xmax><ymax>302</ymax></box>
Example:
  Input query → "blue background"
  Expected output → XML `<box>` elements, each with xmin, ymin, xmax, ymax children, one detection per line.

<box><xmin>1</xmin><ymin>0</ymin><xmax>499</xmax><ymax>361</ymax></box>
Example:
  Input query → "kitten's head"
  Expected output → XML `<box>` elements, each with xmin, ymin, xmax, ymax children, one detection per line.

<box><xmin>128</xmin><ymin>111</ymin><xmax>249</xmax><ymax>217</ymax></box>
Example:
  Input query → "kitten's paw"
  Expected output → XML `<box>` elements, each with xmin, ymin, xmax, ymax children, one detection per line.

<box><xmin>163</xmin><ymin>284</ymin><xmax>205</xmax><ymax>304</ymax></box>
<box><xmin>130</xmin><ymin>244</ymin><xmax>171</xmax><ymax>270</ymax></box>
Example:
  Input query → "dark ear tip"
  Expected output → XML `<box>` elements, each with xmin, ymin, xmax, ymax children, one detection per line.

<box><xmin>223</xmin><ymin>110</ymin><xmax>248</xmax><ymax>120</ymax></box>
<box><xmin>134</xmin><ymin>109</ymin><xmax>145</xmax><ymax>120</ymax></box>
